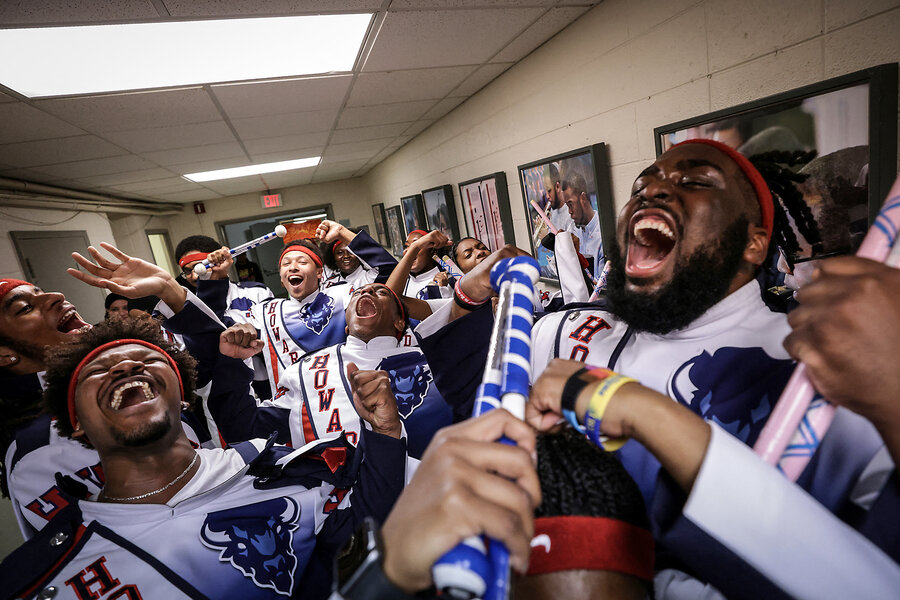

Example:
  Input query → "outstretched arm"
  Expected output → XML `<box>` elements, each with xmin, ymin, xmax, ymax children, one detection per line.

<box><xmin>68</xmin><ymin>242</ymin><xmax>186</xmax><ymax>313</ymax></box>
<box><xmin>386</xmin><ymin>230</ymin><xmax>451</xmax><ymax>320</ymax></box>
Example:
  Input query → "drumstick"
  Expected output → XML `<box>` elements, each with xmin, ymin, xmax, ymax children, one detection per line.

<box><xmin>193</xmin><ymin>225</ymin><xmax>287</xmax><ymax>275</ymax></box>
<box><xmin>432</xmin><ymin>256</ymin><xmax>540</xmax><ymax>600</ymax></box>
<box><xmin>755</xmin><ymin>175</ymin><xmax>900</xmax><ymax>480</ymax></box>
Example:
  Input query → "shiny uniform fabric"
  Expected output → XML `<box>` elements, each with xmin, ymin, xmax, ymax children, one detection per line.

<box><xmin>0</xmin><ymin>431</ymin><xmax>407</xmax><ymax>600</ymax></box>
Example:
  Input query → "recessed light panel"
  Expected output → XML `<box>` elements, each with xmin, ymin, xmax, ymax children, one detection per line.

<box><xmin>0</xmin><ymin>14</ymin><xmax>372</xmax><ymax>98</ymax></box>
<box><xmin>184</xmin><ymin>156</ymin><xmax>321</xmax><ymax>182</ymax></box>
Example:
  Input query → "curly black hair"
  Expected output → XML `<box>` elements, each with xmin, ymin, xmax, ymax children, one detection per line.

<box><xmin>749</xmin><ymin>150</ymin><xmax>823</xmax><ymax>260</ymax></box>
<box><xmin>535</xmin><ymin>427</ymin><xmax>650</xmax><ymax>530</ymax></box>
<box><xmin>42</xmin><ymin>319</ymin><xmax>198</xmax><ymax>442</ymax></box>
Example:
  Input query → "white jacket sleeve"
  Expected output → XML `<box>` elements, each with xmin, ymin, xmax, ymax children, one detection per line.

<box><xmin>683</xmin><ymin>424</ymin><xmax>900</xmax><ymax>600</ymax></box>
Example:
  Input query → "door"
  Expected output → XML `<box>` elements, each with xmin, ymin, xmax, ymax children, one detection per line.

<box><xmin>10</xmin><ymin>230</ymin><xmax>108</xmax><ymax>325</ymax></box>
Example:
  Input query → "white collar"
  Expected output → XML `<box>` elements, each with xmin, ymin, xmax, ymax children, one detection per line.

<box><xmin>346</xmin><ymin>335</ymin><xmax>402</xmax><ymax>352</ymax></box>
<box><xmin>410</xmin><ymin>266</ymin><xmax>440</xmax><ymax>282</ymax></box>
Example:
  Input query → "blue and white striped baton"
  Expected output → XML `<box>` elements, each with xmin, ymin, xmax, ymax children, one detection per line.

<box><xmin>432</xmin><ymin>256</ymin><xmax>540</xmax><ymax>600</ymax></box>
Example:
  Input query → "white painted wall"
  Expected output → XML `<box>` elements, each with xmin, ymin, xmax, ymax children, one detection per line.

<box><xmin>365</xmin><ymin>0</ymin><xmax>900</xmax><ymax>247</ymax></box>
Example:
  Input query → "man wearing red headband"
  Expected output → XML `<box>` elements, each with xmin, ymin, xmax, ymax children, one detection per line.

<box><xmin>418</xmin><ymin>139</ymin><xmax>797</xmax><ymax>507</ymax></box>
<box><xmin>0</xmin><ymin>317</ymin><xmax>408</xmax><ymax>599</ymax></box>
<box><xmin>222</xmin><ymin>282</ymin><xmax>454</xmax><ymax>458</ymax></box>
<box><xmin>0</xmin><ymin>247</ymin><xmax>222</xmax><ymax>540</ymax></box>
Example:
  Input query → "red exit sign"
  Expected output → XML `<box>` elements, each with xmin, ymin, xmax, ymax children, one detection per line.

<box><xmin>261</xmin><ymin>193</ymin><xmax>282</xmax><ymax>209</ymax></box>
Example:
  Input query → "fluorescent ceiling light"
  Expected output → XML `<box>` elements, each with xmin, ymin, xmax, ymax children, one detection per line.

<box><xmin>0</xmin><ymin>14</ymin><xmax>371</xmax><ymax>98</ymax></box>
<box><xmin>184</xmin><ymin>157</ymin><xmax>321</xmax><ymax>182</ymax></box>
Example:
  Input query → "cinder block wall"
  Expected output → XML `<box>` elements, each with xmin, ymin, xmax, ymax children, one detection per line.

<box><xmin>363</xmin><ymin>0</ymin><xmax>900</xmax><ymax>247</ymax></box>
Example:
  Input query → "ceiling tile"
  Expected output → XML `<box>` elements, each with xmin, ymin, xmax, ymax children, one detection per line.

<box><xmin>198</xmin><ymin>177</ymin><xmax>268</xmax><ymax>196</ymax></box>
<box><xmin>35</xmin><ymin>88</ymin><xmax>222</xmax><ymax>133</ymax></box>
<box><xmin>163</xmin><ymin>0</ymin><xmax>382</xmax><ymax>17</ymax></box>
<box><xmin>231</xmin><ymin>109</ymin><xmax>338</xmax><ymax>139</ymax></box>
<box><xmin>169</xmin><ymin>156</ymin><xmax>250</xmax><ymax>175</ymax></box>
<box><xmin>102</xmin><ymin>121</ymin><xmax>236</xmax><ymax>153</ymax></box>
<box><xmin>258</xmin><ymin>170</ymin><xmax>315</xmax><ymax>189</ymax></box>
<box><xmin>108</xmin><ymin>177</ymin><xmax>200</xmax><ymax>194</ymax></box>
<box><xmin>153</xmin><ymin>188</ymin><xmax>225</xmax><ymax>203</ymax></box>
<box><xmin>337</xmin><ymin>100</ymin><xmax>435</xmax><ymax>128</ymax></box>
<box><xmin>452</xmin><ymin>62</ymin><xmax>514</xmax><ymax>96</ymax></box>
<box><xmin>492</xmin><ymin>6</ymin><xmax>589</xmax><ymax>63</ymax></box>
<box><xmin>140</xmin><ymin>142</ymin><xmax>246</xmax><ymax>167</ymax></box>
<box><xmin>323</xmin><ymin>142</ymin><xmax>390</xmax><ymax>163</ymax></box>
<box><xmin>0</xmin><ymin>166</ymin><xmax>64</xmax><ymax>184</ymax></box>
<box><xmin>0</xmin><ymin>92</ymin><xmax>17</xmax><ymax>103</ymax></box>
<box><xmin>245</xmin><ymin>150</ymin><xmax>323</xmax><ymax>167</ymax></box>
<box><xmin>363</xmin><ymin>9</ymin><xmax>542</xmax><ymax>71</ymax></box>
<box><xmin>402</xmin><ymin>120</ymin><xmax>436</xmax><ymax>137</ymax></box>
<box><xmin>74</xmin><ymin>168</ymin><xmax>179</xmax><ymax>187</ymax></box>
<box><xmin>0</xmin><ymin>1</ymin><xmax>159</xmax><ymax>24</ymax></box>
<box><xmin>330</xmin><ymin>122</ymin><xmax>411</xmax><ymax>144</ymax></box>
<box><xmin>35</xmin><ymin>155</ymin><xmax>158</xmax><ymax>179</ymax></box>
<box><xmin>0</xmin><ymin>103</ymin><xmax>85</xmax><ymax>143</ymax></box>
<box><xmin>422</xmin><ymin>97</ymin><xmax>466</xmax><ymax>120</ymax></box>
<box><xmin>243</xmin><ymin>132</ymin><xmax>330</xmax><ymax>157</ymax></box>
<box><xmin>390</xmin><ymin>1</ymin><xmax>558</xmax><ymax>7</ymax></box>
<box><xmin>346</xmin><ymin>66</ymin><xmax>476</xmax><ymax>107</ymax></box>
<box><xmin>212</xmin><ymin>76</ymin><xmax>353</xmax><ymax>118</ymax></box>
<box><xmin>0</xmin><ymin>136</ymin><xmax>125</xmax><ymax>168</ymax></box>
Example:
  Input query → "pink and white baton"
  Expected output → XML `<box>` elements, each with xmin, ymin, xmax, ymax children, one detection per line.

<box><xmin>754</xmin><ymin>174</ymin><xmax>900</xmax><ymax>480</ymax></box>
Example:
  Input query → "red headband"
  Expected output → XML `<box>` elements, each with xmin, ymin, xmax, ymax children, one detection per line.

<box><xmin>377</xmin><ymin>284</ymin><xmax>407</xmax><ymax>327</ymax></box>
<box><xmin>673</xmin><ymin>138</ymin><xmax>773</xmax><ymax>238</ymax></box>
<box><xmin>0</xmin><ymin>279</ymin><xmax>32</xmax><ymax>302</ymax></box>
<box><xmin>332</xmin><ymin>240</ymin><xmax>345</xmax><ymax>255</ymax></box>
<box><xmin>67</xmin><ymin>339</ymin><xmax>184</xmax><ymax>431</ymax></box>
<box><xmin>178</xmin><ymin>252</ymin><xmax>208</xmax><ymax>268</ymax></box>
<box><xmin>279</xmin><ymin>243</ymin><xmax>323</xmax><ymax>267</ymax></box>
<box><xmin>408</xmin><ymin>229</ymin><xmax>428</xmax><ymax>238</ymax></box>
<box><xmin>526</xmin><ymin>515</ymin><xmax>654</xmax><ymax>580</ymax></box>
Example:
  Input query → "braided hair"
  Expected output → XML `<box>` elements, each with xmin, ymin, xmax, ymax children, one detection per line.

<box><xmin>748</xmin><ymin>150</ymin><xmax>823</xmax><ymax>259</ymax></box>
<box><xmin>535</xmin><ymin>427</ymin><xmax>650</xmax><ymax>530</ymax></box>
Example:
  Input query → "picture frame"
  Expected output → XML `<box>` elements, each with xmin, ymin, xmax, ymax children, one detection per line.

<box><xmin>384</xmin><ymin>205</ymin><xmax>406</xmax><ymax>257</ymax></box>
<box><xmin>400</xmin><ymin>194</ymin><xmax>427</xmax><ymax>235</ymax></box>
<box><xmin>422</xmin><ymin>184</ymin><xmax>461</xmax><ymax>241</ymax></box>
<box><xmin>371</xmin><ymin>202</ymin><xmax>389</xmax><ymax>248</ymax></box>
<box><xmin>517</xmin><ymin>144</ymin><xmax>615</xmax><ymax>282</ymax></box>
<box><xmin>457</xmin><ymin>171</ymin><xmax>514</xmax><ymax>252</ymax></box>
<box><xmin>655</xmin><ymin>63</ymin><xmax>898</xmax><ymax>266</ymax></box>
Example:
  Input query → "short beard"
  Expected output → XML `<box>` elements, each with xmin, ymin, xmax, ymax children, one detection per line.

<box><xmin>114</xmin><ymin>413</ymin><xmax>173</xmax><ymax>447</ymax></box>
<box><xmin>605</xmin><ymin>217</ymin><xmax>750</xmax><ymax>335</ymax></box>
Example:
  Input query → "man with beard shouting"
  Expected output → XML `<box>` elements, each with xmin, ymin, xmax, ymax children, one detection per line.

<box><xmin>416</xmin><ymin>139</ymin><xmax>800</xmax><ymax>502</ymax></box>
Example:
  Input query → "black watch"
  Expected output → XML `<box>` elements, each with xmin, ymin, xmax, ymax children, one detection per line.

<box><xmin>334</xmin><ymin>517</ymin><xmax>412</xmax><ymax>600</ymax></box>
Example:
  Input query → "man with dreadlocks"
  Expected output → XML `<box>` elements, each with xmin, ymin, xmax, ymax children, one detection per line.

<box><xmin>417</xmin><ymin>139</ymin><xmax>817</xmax><ymax>505</ymax></box>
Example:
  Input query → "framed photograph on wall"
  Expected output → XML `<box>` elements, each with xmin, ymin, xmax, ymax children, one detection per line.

<box><xmin>371</xmin><ymin>203</ymin><xmax>389</xmax><ymax>247</ymax></box>
<box><xmin>655</xmin><ymin>63</ymin><xmax>898</xmax><ymax>267</ymax></box>
<box><xmin>422</xmin><ymin>184</ymin><xmax>460</xmax><ymax>241</ymax></box>
<box><xmin>385</xmin><ymin>205</ymin><xmax>406</xmax><ymax>257</ymax></box>
<box><xmin>457</xmin><ymin>172</ymin><xmax>514</xmax><ymax>252</ymax></box>
<box><xmin>517</xmin><ymin>144</ymin><xmax>615</xmax><ymax>282</ymax></box>
<box><xmin>400</xmin><ymin>194</ymin><xmax>427</xmax><ymax>235</ymax></box>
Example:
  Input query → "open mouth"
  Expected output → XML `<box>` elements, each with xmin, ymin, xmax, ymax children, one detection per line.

<box><xmin>355</xmin><ymin>296</ymin><xmax>378</xmax><ymax>318</ymax></box>
<box><xmin>287</xmin><ymin>274</ymin><xmax>304</xmax><ymax>288</ymax></box>
<box><xmin>625</xmin><ymin>209</ymin><xmax>678</xmax><ymax>279</ymax></box>
<box><xmin>58</xmin><ymin>307</ymin><xmax>91</xmax><ymax>334</ymax></box>
<box><xmin>108</xmin><ymin>379</ymin><xmax>158</xmax><ymax>411</ymax></box>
